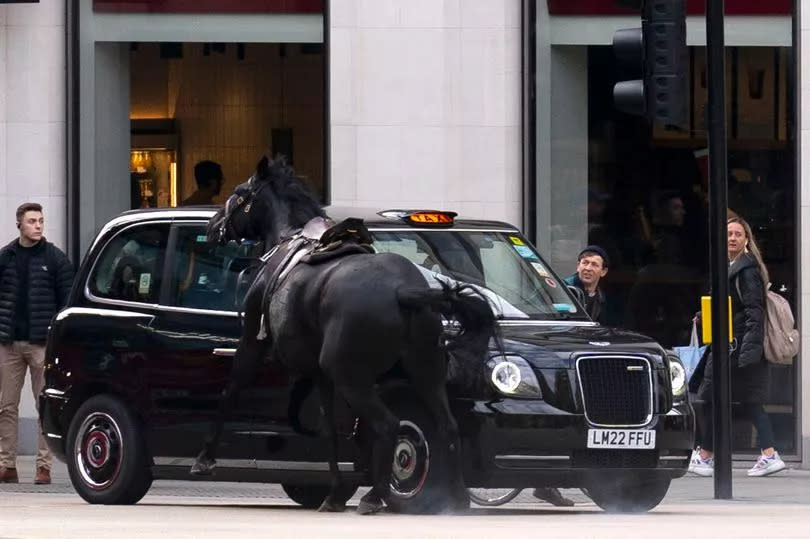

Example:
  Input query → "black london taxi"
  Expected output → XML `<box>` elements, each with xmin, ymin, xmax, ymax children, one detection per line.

<box><xmin>40</xmin><ymin>207</ymin><xmax>694</xmax><ymax>513</ymax></box>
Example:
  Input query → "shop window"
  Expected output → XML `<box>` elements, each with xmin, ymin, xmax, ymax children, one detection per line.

<box><xmin>129</xmin><ymin>42</ymin><xmax>326</xmax><ymax>210</ymax></box>
<box><xmin>585</xmin><ymin>44</ymin><xmax>797</xmax><ymax>455</ymax></box>
<box><xmin>130</xmin><ymin>119</ymin><xmax>179</xmax><ymax>209</ymax></box>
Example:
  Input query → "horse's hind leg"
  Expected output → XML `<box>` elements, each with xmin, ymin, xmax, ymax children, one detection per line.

<box><xmin>338</xmin><ymin>385</ymin><xmax>399</xmax><ymax>515</ymax></box>
<box><xmin>407</xmin><ymin>353</ymin><xmax>469</xmax><ymax>511</ymax></box>
<box><xmin>190</xmin><ymin>335</ymin><xmax>266</xmax><ymax>475</ymax></box>
<box><xmin>315</xmin><ymin>373</ymin><xmax>348</xmax><ymax>512</ymax></box>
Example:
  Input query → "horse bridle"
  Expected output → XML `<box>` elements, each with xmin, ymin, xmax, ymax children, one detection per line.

<box><xmin>217</xmin><ymin>175</ymin><xmax>271</xmax><ymax>243</ymax></box>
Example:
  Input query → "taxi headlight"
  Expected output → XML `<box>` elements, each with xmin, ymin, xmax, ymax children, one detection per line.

<box><xmin>486</xmin><ymin>356</ymin><xmax>542</xmax><ymax>398</ymax></box>
<box><xmin>669</xmin><ymin>358</ymin><xmax>687</xmax><ymax>397</ymax></box>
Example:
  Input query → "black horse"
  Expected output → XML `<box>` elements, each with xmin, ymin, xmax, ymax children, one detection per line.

<box><xmin>191</xmin><ymin>156</ymin><xmax>497</xmax><ymax>514</ymax></box>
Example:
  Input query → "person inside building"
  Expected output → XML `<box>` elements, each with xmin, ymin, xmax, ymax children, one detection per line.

<box><xmin>650</xmin><ymin>190</ymin><xmax>688</xmax><ymax>266</ymax></box>
<box><xmin>181</xmin><ymin>160</ymin><xmax>224</xmax><ymax>206</ymax></box>
<box><xmin>0</xmin><ymin>202</ymin><xmax>75</xmax><ymax>484</ymax></box>
<box><xmin>688</xmin><ymin>216</ymin><xmax>786</xmax><ymax>477</ymax></box>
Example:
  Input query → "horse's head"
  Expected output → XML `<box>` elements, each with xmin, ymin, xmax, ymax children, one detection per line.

<box><xmin>207</xmin><ymin>155</ymin><xmax>326</xmax><ymax>247</ymax></box>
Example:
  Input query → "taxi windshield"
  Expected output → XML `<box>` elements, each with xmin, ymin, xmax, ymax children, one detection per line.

<box><xmin>371</xmin><ymin>230</ymin><xmax>586</xmax><ymax>320</ymax></box>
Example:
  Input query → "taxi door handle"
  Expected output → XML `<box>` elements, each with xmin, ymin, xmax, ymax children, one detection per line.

<box><xmin>212</xmin><ymin>348</ymin><xmax>237</xmax><ymax>357</ymax></box>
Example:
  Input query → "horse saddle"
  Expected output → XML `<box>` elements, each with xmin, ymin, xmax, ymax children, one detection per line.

<box><xmin>259</xmin><ymin>217</ymin><xmax>374</xmax><ymax>306</ymax></box>
<box><xmin>301</xmin><ymin>217</ymin><xmax>374</xmax><ymax>265</ymax></box>
<box><xmin>253</xmin><ymin>217</ymin><xmax>374</xmax><ymax>340</ymax></box>
<box><xmin>300</xmin><ymin>216</ymin><xmax>334</xmax><ymax>241</ymax></box>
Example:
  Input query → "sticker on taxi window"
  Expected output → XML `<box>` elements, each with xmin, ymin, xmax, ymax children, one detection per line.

<box><xmin>513</xmin><ymin>245</ymin><xmax>538</xmax><ymax>259</ymax></box>
<box><xmin>508</xmin><ymin>236</ymin><xmax>525</xmax><ymax>246</ymax></box>
<box><xmin>544</xmin><ymin>277</ymin><xmax>557</xmax><ymax>288</ymax></box>
<box><xmin>531</xmin><ymin>262</ymin><xmax>550</xmax><ymax>277</ymax></box>
<box><xmin>139</xmin><ymin>273</ymin><xmax>151</xmax><ymax>295</ymax></box>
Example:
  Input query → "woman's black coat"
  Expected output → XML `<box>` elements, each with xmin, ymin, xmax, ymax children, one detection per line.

<box><xmin>690</xmin><ymin>253</ymin><xmax>769</xmax><ymax>404</ymax></box>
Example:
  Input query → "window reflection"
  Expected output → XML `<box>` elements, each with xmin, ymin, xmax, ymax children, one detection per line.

<box><xmin>586</xmin><ymin>45</ymin><xmax>796</xmax><ymax>455</ymax></box>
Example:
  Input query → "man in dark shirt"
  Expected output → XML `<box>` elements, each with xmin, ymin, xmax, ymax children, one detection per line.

<box><xmin>563</xmin><ymin>245</ymin><xmax>613</xmax><ymax>325</ymax></box>
<box><xmin>0</xmin><ymin>203</ymin><xmax>74</xmax><ymax>484</ymax></box>
<box><xmin>181</xmin><ymin>160</ymin><xmax>224</xmax><ymax>206</ymax></box>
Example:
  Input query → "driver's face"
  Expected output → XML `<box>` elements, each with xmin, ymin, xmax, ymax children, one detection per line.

<box><xmin>576</xmin><ymin>255</ymin><xmax>607</xmax><ymax>286</ymax></box>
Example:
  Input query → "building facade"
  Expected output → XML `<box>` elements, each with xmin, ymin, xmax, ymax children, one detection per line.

<box><xmin>1</xmin><ymin>0</ymin><xmax>808</xmax><ymax>466</ymax></box>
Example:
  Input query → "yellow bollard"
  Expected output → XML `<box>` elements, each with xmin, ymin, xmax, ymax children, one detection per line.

<box><xmin>700</xmin><ymin>295</ymin><xmax>733</xmax><ymax>344</ymax></box>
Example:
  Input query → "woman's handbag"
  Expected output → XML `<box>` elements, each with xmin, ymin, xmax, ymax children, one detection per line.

<box><xmin>673</xmin><ymin>320</ymin><xmax>708</xmax><ymax>381</ymax></box>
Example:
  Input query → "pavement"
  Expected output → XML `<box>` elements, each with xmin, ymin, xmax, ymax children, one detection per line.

<box><xmin>3</xmin><ymin>455</ymin><xmax>810</xmax><ymax>506</ymax></box>
<box><xmin>3</xmin><ymin>457</ymin><xmax>810</xmax><ymax>539</ymax></box>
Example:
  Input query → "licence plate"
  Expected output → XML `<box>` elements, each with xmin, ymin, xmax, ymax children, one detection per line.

<box><xmin>587</xmin><ymin>429</ymin><xmax>656</xmax><ymax>449</ymax></box>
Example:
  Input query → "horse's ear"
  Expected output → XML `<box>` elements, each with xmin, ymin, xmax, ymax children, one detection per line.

<box><xmin>256</xmin><ymin>155</ymin><xmax>269</xmax><ymax>177</ymax></box>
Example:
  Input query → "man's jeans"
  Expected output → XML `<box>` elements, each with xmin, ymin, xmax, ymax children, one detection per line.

<box><xmin>0</xmin><ymin>342</ymin><xmax>51</xmax><ymax>470</ymax></box>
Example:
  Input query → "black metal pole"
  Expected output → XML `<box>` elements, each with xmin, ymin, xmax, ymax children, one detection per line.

<box><xmin>706</xmin><ymin>0</ymin><xmax>732</xmax><ymax>499</ymax></box>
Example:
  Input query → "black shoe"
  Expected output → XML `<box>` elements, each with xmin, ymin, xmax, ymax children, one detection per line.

<box><xmin>532</xmin><ymin>487</ymin><xmax>574</xmax><ymax>507</ymax></box>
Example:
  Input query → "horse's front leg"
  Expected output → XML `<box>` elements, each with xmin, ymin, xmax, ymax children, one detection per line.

<box><xmin>191</xmin><ymin>334</ymin><xmax>266</xmax><ymax>475</ymax></box>
<box><xmin>191</xmin><ymin>281</ymin><xmax>268</xmax><ymax>476</ymax></box>
<box><xmin>191</xmin><ymin>337</ymin><xmax>266</xmax><ymax>475</ymax></box>
<box><xmin>315</xmin><ymin>373</ymin><xmax>349</xmax><ymax>512</ymax></box>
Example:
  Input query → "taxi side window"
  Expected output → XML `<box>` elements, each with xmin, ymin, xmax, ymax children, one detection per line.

<box><xmin>89</xmin><ymin>223</ymin><xmax>169</xmax><ymax>304</ymax></box>
<box><xmin>168</xmin><ymin>225</ymin><xmax>256</xmax><ymax>311</ymax></box>
<box><xmin>372</xmin><ymin>233</ymin><xmax>443</xmax><ymax>274</ymax></box>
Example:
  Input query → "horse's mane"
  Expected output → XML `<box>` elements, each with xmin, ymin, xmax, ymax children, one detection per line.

<box><xmin>260</xmin><ymin>156</ymin><xmax>327</xmax><ymax>228</ymax></box>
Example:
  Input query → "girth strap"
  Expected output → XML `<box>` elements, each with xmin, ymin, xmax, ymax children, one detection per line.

<box><xmin>256</xmin><ymin>236</ymin><xmax>312</xmax><ymax>340</ymax></box>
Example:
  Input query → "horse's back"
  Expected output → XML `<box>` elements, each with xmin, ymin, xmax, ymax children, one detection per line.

<box><xmin>286</xmin><ymin>251</ymin><xmax>440</xmax><ymax>378</ymax></box>
<box><xmin>317</xmin><ymin>252</ymin><xmax>427</xmax><ymax>315</ymax></box>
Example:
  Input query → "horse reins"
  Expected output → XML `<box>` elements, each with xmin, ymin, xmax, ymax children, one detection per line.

<box><xmin>218</xmin><ymin>176</ymin><xmax>271</xmax><ymax>242</ymax></box>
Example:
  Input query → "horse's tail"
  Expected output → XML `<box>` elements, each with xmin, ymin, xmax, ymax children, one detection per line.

<box><xmin>396</xmin><ymin>281</ymin><xmax>499</xmax><ymax>359</ymax></box>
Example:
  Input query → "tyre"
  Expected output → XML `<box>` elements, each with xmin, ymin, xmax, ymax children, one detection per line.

<box><xmin>66</xmin><ymin>394</ymin><xmax>153</xmax><ymax>505</ymax></box>
<box><xmin>281</xmin><ymin>483</ymin><xmax>359</xmax><ymax>509</ymax></box>
<box><xmin>383</xmin><ymin>400</ymin><xmax>452</xmax><ymax>514</ymax></box>
<box><xmin>468</xmin><ymin>488</ymin><xmax>522</xmax><ymax>507</ymax></box>
<box><xmin>585</xmin><ymin>476</ymin><xmax>671</xmax><ymax>513</ymax></box>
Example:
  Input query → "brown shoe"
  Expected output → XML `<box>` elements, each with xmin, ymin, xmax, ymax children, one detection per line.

<box><xmin>34</xmin><ymin>467</ymin><xmax>51</xmax><ymax>485</ymax></box>
<box><xmin>0</xmin><ymin>467</ymin><xmax>19</xmax><ymax>483</ymax></box>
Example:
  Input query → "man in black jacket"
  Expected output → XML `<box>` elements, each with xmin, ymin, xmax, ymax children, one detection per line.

<box><xmin>564</xmin><ymin>245</ymin><xmax>614</xmax><ymax>325</ymax></box>
<box><xmin>0</xmin><ymin>203</ymin><xmax>74</xmax><ymax>484</ymax></box>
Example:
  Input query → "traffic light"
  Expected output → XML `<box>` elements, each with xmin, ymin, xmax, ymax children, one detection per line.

<box><xmin>612</xmin><ymin>0</ymin><xmax>688</xmax><ymax>129</ymax></box>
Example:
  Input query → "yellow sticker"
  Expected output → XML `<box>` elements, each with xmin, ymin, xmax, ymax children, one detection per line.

<box><xmin>509</xmin><ymin>236</ymin><xmax>525</xmax><ymax>246</ymax></box>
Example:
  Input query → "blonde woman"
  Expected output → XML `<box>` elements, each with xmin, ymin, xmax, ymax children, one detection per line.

<box><xmin>688</xmin><ymin>216</ymin><xmax>786</xmax><ymax>477</ymax></box>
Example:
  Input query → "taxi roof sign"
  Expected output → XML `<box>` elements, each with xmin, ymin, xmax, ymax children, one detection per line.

<box><xmin>379</xmin><ymin>209</ymin><xmax>457</xmax><ymax>227</ymax></box>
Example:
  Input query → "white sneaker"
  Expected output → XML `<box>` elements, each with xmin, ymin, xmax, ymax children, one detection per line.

<box><xmin>747</xmin><ymin>452</ymin><xmax>786</xmax><ymax>477</ymax></box>
<box><xmin>688</xmin><ymin>453</ymin><xmax>714</xmax><ymax>477</ymax></box>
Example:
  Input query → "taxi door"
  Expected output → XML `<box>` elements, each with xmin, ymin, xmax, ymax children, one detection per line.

<box><xmin>146</xmin><ymin>222</ymin><xmax>255</xmax><ymax>462</ymax></box>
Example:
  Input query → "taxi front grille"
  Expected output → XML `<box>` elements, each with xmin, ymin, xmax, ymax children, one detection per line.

<box><xmin>576</xmin><ymin>355</ymin><xmax>653</xmax><ymax>427</ymax></box>
<box><xmin>572</xmin><ymin>449</ymin><xmax>658</xmax><ymax>469</ymax></box>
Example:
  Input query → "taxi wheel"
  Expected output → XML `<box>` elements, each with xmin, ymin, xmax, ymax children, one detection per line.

<box><xmin>468</xmin><ymin>487</ymin><xmax>522</xmax><ymax>506</ymax></box>
<box><xmin>383</xmin><ymin>399</ymin><xmax>452</xmax><ymax>514</ymax></box>
<box><xmin>585</xmin><ymin>476</ymin><xmax>671</xmax><ymax>513</ymax></box>
<box><xmin>281</xmin><ymin>483</ymin><xmax>359</xmax><ymax>509</ymax></box>
<box><xmin>66</xmin><ymin>394</ymin><xmax>153</xmax><ymax>505</ymax></box>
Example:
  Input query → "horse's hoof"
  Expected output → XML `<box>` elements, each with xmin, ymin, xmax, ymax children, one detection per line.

<box><xmin>317</xmin><ymin>499</ymin><xmax>347</xmax><ymax>513</ymax></box>
<box><xmin>190</xmin><ymin>458</ymin><xmax>216</xmax><ymax>476</ymax></box>
<box><xmin>449</xmin><ymin>493</ymin><xmax>470</xmax><ymax>512</ymax></box>
<box><xmin>356</xmin><ymin>499</ymin><xmax>384</xmax><ymax>515</ymax></box>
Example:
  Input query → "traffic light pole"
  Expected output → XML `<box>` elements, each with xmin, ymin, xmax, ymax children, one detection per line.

<box><xmin>705</xmin><ymin>0</ymin><xmax>733</xmax><ymax>499</ymax></box>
